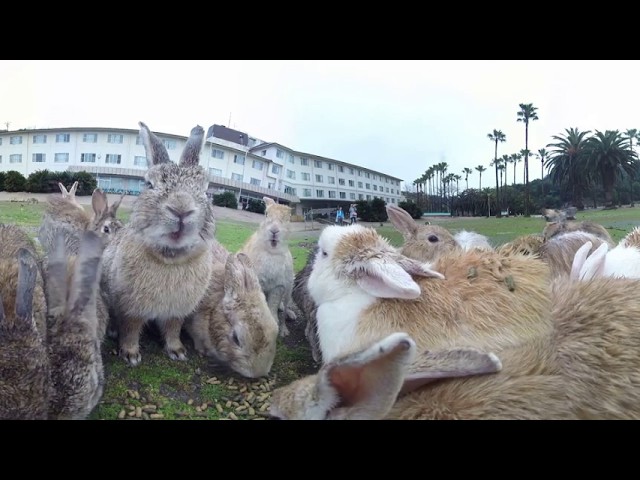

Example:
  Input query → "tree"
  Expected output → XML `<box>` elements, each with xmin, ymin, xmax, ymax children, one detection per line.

<box><xmin>510</xmin><ymin>153</ymin><xmax>521</xmax><ymax>185</ymax></box>
<box><xmin>546</xmin><ymin>128</ymin><xmax>592</xmax><ymax>210</ymax></box>
<box><xmin>537</xmin><ymin>148</ymin><xmax>548</xmax><ymax>199</ymax></box>
<box><xmin>517</xmin><ymin>103</ymin><xmax>539</xmax><ymax>216</ymax></box>
<box><xmin>625</xmin><ymin>129</ymin><xmax>638</xmax><ymax>206</ymax></box>
<box><xmin>584</xmin><ymin>130</ymin><xmax>638</xmax><ymax>209</ymax></box>
<box><xmin>462</xmin><ymin>167</ymin><xmax>473</xmax><ymax>191</ymax></box>
<box><xmin>487</xmin><ymin>129</ymin><xmax>506</xmax><ymax>217</ymax></box>
<box><xmin>4</xmin><ymin>170</ymin><xmax>26</xmax><ymax>192</ymax></box>
<box><xmin>475</xmin><ymin>165</ymin><xmax>486</xmax><ymax>190</ymax></box>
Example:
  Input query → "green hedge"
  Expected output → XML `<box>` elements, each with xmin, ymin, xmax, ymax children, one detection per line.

<box><xmin>0</xmin><ymin>169</ymin><xmax>97</xmax><ymax>194</ymax></box>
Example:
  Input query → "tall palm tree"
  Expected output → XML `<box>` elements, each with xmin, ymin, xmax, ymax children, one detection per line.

<box><xmin>517</xmin><ymin>103</ymin><xmax>539</xmax><ymax>216</ymax></box>
<box><xmin>462</xmin><ymin>167</ymin><xmax>473</xmax><ymax>191</ymax></box>
<box><xmin>510</xmin><ymin>153</ymin><xmax>521</xmax><ymax>185</ymax></box>
<box><xmin>519</xmin><ymin>149</ymin><xmax>530</xmax><ymax>184</ymax></box>
<box><xmin>625</xmin><ymin>129</ymin><xmax>638</xmax><ymax>206</ymax></box>
<box><xmin>546</xmin><ymin>127</ymin><xmax>592</xmax><ymax>210</ymax></box>
<box><xmin>413</xmin><ymin>178</ymin><xmax>421</xmax><ymax>204</ymax></box>
<box><xmin>537</xmin><ymin>148</ymin><xmax>548</xmax><ymax>198</ymax></box>
<box><xmin>585</xmin><ymin>130</ymin><xmax>638</xmax><ymax>209</ymax></box>
<box><xmin>500</xmin><ymin>154</ymin><xmax>510</xmax><ymax>187</ymax></box>
<box><xmin>475</xmin><ymin>165</ymin><xmax>486</xmax><ymax>190</ymax></box>
<box><xmin>453</xmin><ymin>174</ymin><xmax>462</xmax><ymax>196</ymax></box>
<box><xmin>487</xmin><ymin>129</ymin><xmax>506</xmax><ymax>217</ymax></box>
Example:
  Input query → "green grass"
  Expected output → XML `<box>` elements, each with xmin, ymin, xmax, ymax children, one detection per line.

<box><xmin>4</xmin><ymin>198</ymin><xmax>640</xmax><ymax>420</ymax></box>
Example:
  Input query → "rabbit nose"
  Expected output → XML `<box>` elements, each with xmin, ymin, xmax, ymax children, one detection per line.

<box><xmin>270</xmin><ymin>227</ymin><xmax>279</xmax><ymax>235</ymax></box>
<box><xmin>167</xmin><ymin>206</ymin><xmax>195</xmax><ymax>220</ymax></box>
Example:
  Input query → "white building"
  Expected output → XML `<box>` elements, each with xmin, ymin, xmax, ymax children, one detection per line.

<box><xmin>0</xmin><ymin>124</ymin><xmax>404</xmax><ymax>216</ymax></box>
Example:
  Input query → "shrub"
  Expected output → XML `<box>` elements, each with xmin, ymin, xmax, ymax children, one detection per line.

<box><xmin>246</xmin><ymin>198</ymin><xmax>266</xmax><ymax>214</ymax></box>
<box><xmin>72</xmin><ymin>171</ymin><xmax>97</xmax><ymax>195</ymax></box>
<box><xmin>213</xmin><ymin>191</ymin><xmax>238</xmax><ymax>208</ymax></box>
<box><xmin>4</xmin><ymin>170</ymin><xmax>26</xmax><ymax>192</ymax></box>
<box><xmin>397</xmin><ymin>201</ymin><xmax>422</xmax><ymax>219</ymax></box>
<box><xmin>0</xmin><ymin>171</ymin><xmax>5</xmax><ymax>191</ymax></box>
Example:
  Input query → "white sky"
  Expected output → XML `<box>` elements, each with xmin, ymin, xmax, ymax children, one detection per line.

<box><xmin>2</xmin><ymin>60</ymin><xmax>640</xmax><ymax>192</ymax></box>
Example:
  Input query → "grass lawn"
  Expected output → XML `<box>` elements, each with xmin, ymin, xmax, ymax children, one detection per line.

<box><xmin>2</xmin><ymin>199</ymin><xmax>640</xmax><ymax>420</ymax></box>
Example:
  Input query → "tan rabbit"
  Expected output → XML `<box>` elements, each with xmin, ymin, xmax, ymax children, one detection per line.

<box><xmin>101</xmin><ymin>122</ymin><xmax>216</xmax><ymax>366</ymax></box>
<box><xmin>0</xmin><ymin>247</ymin><xmax>50</xmax><ymax>420</ymax></box>
<box><xmin>308</xmin><ymin>224</ymin><xmax>553</xmax><ymax>365</ymax></box>
<box><xmin>185</xmin><ymin>249</ymin><xmax>279</xmax><ymax>378</ymax></box>
<box><xmin>239</xmin><ymin>197</ymin><xmax>295</xmax><ymax>337</ymax></box>
<box><xmin>46</xmin><ymin>231</ymin><xmax>106</xmax><ymax>420</ymax></box>
<box><xmin>542</xmin><ymin>218</ymin><xmax>614</xmax><ymax>246</ymax></box>
<box><xmin>58</xmin><ymin>181</ymin><xmax>85</xmax><ymax>212</ymax></box>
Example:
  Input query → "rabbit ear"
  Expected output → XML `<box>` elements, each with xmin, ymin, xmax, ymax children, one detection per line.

<box><xmin>69</xmin><ymin>181</ymin><xmax>79</xmax><ymax>197</ymax></box>
<box><xmin>235</xmin><ymin>253</ymin><xmax>261</xmax><ymax>292</ymax></box>
<box><xmin>399</xmin><ymin>348</ymin><xmax>502</xmax><ymax>396</ymax></box>
<box><xmin>46</xmin><ymin>233</ymin><xmax>69</xmax><ymax>319</ymax></box>
<box><xmin>263</xmin><ymin>196</ymin><xmax>276</xmax><ymax>207</ymax></box>
<box><xmin>386</xmin><ymin>204</ymin><xmax>418</xmax><ymax>239</ymax></box>
<box><xmin>320</xmin><ymin>332</ymin><xmax>416</xmax><ymax>420</ymax></box>
<box><xmin>570</xmin><ymin>241</ymin><xmax>593</xmax><ymax>281</ymax></box>
<box><xmin>575</xmin><ymin>242</ymin><xmax>609</xmax><ymax>281</ymax></box>
<box><xmin>91</xmin><ymin>189</ymin><xmax>108</xmax><ymax>217</ymax></box>
<box><xmin>179</xmin><ymin>125</ymin><xmax>205</xmax><ymax>167</ymax></box>
<box><xmin>395</xmin><ymin>255</ymin><xmax>445</xmax><ymax>280</ymax></box>
<box><xmin>223</xmin><ymin>254</ymin><xmax>245</xmax><ymax>296</ymax></box>
<box><xmin>109</xmin><ymin>192</ymin><xmax>126</xmax><ymax>216</ymax></box>
<box><xmin>139</xmin><ymin>121</ymin><xmax>171</xmax><ymax>166</ymax></box>
<box><xmin>59</xmin><ymin>182</ymin><xmax>70</xmax><ymax>196</ymax></box>
<box><xmin>68</xmin><ymin>231</ymin><xmax>104</xmax><ymax>317</ymax></box>
<box><xmin>15</xmin><ymin>248</ymin><xmax>38</xmax><ymax>322</ymax></box>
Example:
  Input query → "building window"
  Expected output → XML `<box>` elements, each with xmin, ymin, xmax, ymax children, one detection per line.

<box><xmin>268</xmin><ymin>182</ymin><xmax>275</xmax><ymax>189</ymax></box>
<box><xmin>366</xmin><ymin>195</ymin><xmax>371</xmax><ymax>201</ymax></box>
<box><xmin>390</xmin><ymin>188</ymin><xmax>394</xmax><ymax>194</ymax></box>
<box><xmin>105</xmin><ymin>154</ymin><xmax>121</xmax><ymax>165</ymax></box>
<box><xmin>234</xmin><ymin>154</ymin><xmax>245</xmax><ymax>165</ymax></box>
<box><xmin>209</xmin><ymin>168</ymin><xmax>222</xmax><ymax>177</ymax></box>
<box><xmin>314</xmin><ymin>159</ymin><xmax>322</xmax><ymax>168</ymax></box>
<box><xmin>163</xmin><ymin>139</ymin><xmax>177</xmax><ymax>150</ymax></box>
<box><xmin>373</xmin><ymin>174</ymin><xmax>378</xmax><ymax>181</ymax></box>
<box><xmin>252</xmin><ymin>159</ymin><xmax>264</xmax><ymax>170</ymax></box>
<box><xmin>365</xmin><ymin>172</ymin><xmax>371</xmax><ymax>179</ymax></box>
<box><xmin>261</xmin><ymin>150</ymin><xmax>267</xmax><ymax>156</ymax></box>
<box><xmin>211</xmin><ymin>148</ymin><xmax>224</xmax><ymax>159</ymax></box>
<box><xmin>288</xmin><ymin>154</ymin><xmax>294</xmax><ymax>164</ymax></box>
<box><xmin>83</xmin><ymin>133</ymin><xmax>98</xmax><ymax>143</ymax></box>
<box><xmin>391</xmin><ymin>198</ymin><xmax>396</xmax><ymax>204</ymax></box>
<box><xmin>54</xmin><ymin>153</ymin><xmax>69</xmax><ymax>163</ymax></box>
<box><xmin>250</xmin><ymin>178</ymin><xmax>261</xmax><ymax>186</ymax></box>
<box><xmin>33</xmin><ymin>134</ymin><xmax>47</xmax><ymax>144</ymax></box>
<box><xmin>338</xmin><ymin>166</ymin><xmax>344</xmax><ymax>173</ymax></box>
<box><xmin>276</xmin><ymin>149</ymin><xmax>284</xmax><ymax>159</ymax></box>
<box><xmin>134</xmin><ymin>156</ymin><xmax>147</xmax><ymax>167</ymax></box>
<box><xmin>380</xmin><ymin>185</ymin><xmax>384</xmax><ymax>191</ymax></box>
<box><xmin>284</xmin><ymin>185</ymin><xmax>296</xmax><ymax>195</ymax></box>
<box><xmin>349</xmin><ymin>180</ymin><xmax>355</xmax><ymax>187</ymax></box>
<box><xmin>286</xmin><ymin>169</ymin><xmax>296</xmax><ymax>180</ymax></box>
<box><xmin>386</xmin><ymin>187</ymin><xmax>389</xmax><ymax>193</ymax></box>
<box><xmin>232</xmin><ymin>173</ymin><xmax>243</xmax><ymax>182</ymax></box>
<box><xmin>327</xmin><ymin>163</ymin><xmax>334</xmax><ymax>171</ymax></box>
<box><xmin>366</xmin><ymin>183</ymin><xmax>371</xmax><ymax>190</ymax></box>
<box><xmin>108</xmin><ymin>134</ymin><xmax>124</xmax><ymax>144</ymax></box>
<box><xmin>316</xmin><ymin>190</ymin><xmax>324</xmax><ymax>198</ymax></box>
<box><xmin>339</xmin><ymin>192</ymin><xmax>346</xmax><ymax>199</ymax></box>
<box><xmin>315</xmin><ymin>174</ymin><xmax>323</xmax><ymax>183</ymax></box>
<box><xmin>272</xmin><ymin>165</ymin><xmax>281</xmax><ymax>175</ymax></box>
<box><xmin>338</xmin><ymin>178</ymin><xmax>345</xmax><ymax>186</ymax></box>
<box><xmin>301</xmin><ymin>172</ymin><xmax>311</xmax><ymax>181</ymax></box>
<box><xmin>349</xmin><ymin>193</ymin><xmax>356</xmax><ymax>200</ymax></box>
<box><xmin>10</xmin><ymin>136</ymin><xmax>22</xmax><ymax>145</ymax></box>
<box><xmin>9</xmin><ymin>154</ymin><xmax>22</xmax><ymax>163</ymax></box>
<box><xmin>373</xmin><ymin>185</ymin><xmax>378</xmax><ymax>191</ymax></box>
<box><xmin>300</xmin><ymin>157</ymin><xmax>309</xmax><ymax>166</ymax></box>
<box><xmin>358</xmin><ymin>182</ymin><xmax>363</xmax><ymax>188</ymax></box>
<box><xmin>81</xmin><ymin>153</ymin><xmax>96</xmax><ymax>163</ymax></box>
<box><xmin>328</xmin><ymin>191</ymin><xmax>336</xmax><ymax>198</ymax></box>
<box><xmin>385</xmin><ymin>178</ymin><xmax>389</xmax><ymax>183</ymax></box>
<box><xmin>56</xmin><ymin>133</ymin><xmax>70</xmax><ymax>143</ymax></box>
<box><xmin>327</xmin><ymin>176</ymin><xmax>335</xmax><ymax>184</ymax></box>
<box><xmin>303</xmin><ymin>188</ymin><xmax>312</xmax><ymax>197</ymax></box>
<box><xmin>359</xmin><ymin>194</ymin><xmax>364</xmax><ymax>200</ymax></box>
<box><xmin>32</xmin><ymin>153</ymin><xmax>46</xmax><ymax>163</ymax></box>
<box><xmin>349</xmin><ymin>168</ymin><xmax>354</xmax><ymax>175</ymax></box>
<box><xmin>358</xmin><ymin>170</ymin><xmax>362</xmax><ymax>177</ymax></box>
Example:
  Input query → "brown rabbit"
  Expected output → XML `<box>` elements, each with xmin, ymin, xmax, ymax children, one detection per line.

<box><xmin>185</xmin><ymin>250</ymin><xmax>279</xmax><ymax>378</ymax></box>
<box><xmin>291</xmin><ymin>245</ymin><xmax>322</xmax><ymax>364</ymax></box>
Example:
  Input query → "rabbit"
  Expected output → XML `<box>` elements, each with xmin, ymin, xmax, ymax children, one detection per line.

<box><xmin>46</xmin><ymin>231</ymin><xmax>106</xmax><ymax>420</ymax></box>
<box><xmin>570</xmin><ymin>237</ymin><xmax>640</xmax><ymax>281</ymax></box>
<box><xmin>184</xmin><ymin>249</ymin><xmax>279</xmax><ymax>378</ymax></box>
<box><xmin>271</xmin><ymin>273</ymin><xmax>640</xmax><ymax>419</ymax></box>
<box><xmin>542</xmin><ymin>217</ymin><xmax>614</xmax><ymax>247</ymax></box>
<box><xmin>0</xmin><ymin>224</ymin><xmax>47</xmax><ymax>339</ymax></box>
<box><xmin>0</xmin><ymin>247</ymin><xmax>50</xmax><ymax>420</ymax></box>
<box><xmin>291</xmin><ymin>245</ymin><xmax>322</xmax><ymax>364</ymax></box>
<box><xmin>386</xmin><ymin>204</ymin><xmax>491</xmax><ymax>263</ymax></box>
<box><xmin>58</xmin><ymin>181</ymin><xmax>85</xmax><ymax>212</ymax></box>
<box><xmin>239</xmin><ymin>196</ymin><xmax>296</xmax><ymax>337</ymax></box>
<box><xmin>269</xmin><ymin>332</ymin><xmax>503</xmax><ymax>420</ymax></box>
<box><xmin>101</xmin><ymin>122</ymin><xmax>217</xmax><ymax>366</ymax></box>
<box><xmin>496</xmin><ymin>234</ymin><xmax>545</xmax><ymax>258</ymax></box>
<box><xmin>308</xmin><ymin>224</ymin><xmax>553</xmax><ymax>365</ymax></box>
<box><xmin>542</xmin><ymin>207</ymin><xmax>577</xmax><ymax>222</ymax></box>
<box><xmin>38</xmin><ymin>187</ymin><xmax>125</xmax><ymax>256</ymax></box>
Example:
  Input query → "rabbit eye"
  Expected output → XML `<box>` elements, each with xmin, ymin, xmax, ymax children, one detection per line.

<box><xmin>145</xmin><ymin>180</ymin><xmax>154</xmax><ymax>189</ymax></box>
<box><xmin>322</xmin><ymin>250</ymin><xmax>328</xmax><ymax>257</ymax></box>
<box><xmin>232</xmin><ymin>331</ymin><xmax>241</xmax><ymax>346</ymax></box>
<box><xmin>428</xmin><ymin>235</ymin><xmax>439</xmax><ymax>243</ymax></box>
<box><xmin>103</xmin><ymin>225</ymin><xmax>110</xmax><ymax>234</ymax></box>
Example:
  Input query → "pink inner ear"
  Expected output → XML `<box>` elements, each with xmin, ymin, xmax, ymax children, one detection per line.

<box><xmin>356</xmin><ymin>275</ymin><xmax>420</xmax><ymax>299</ymax></box>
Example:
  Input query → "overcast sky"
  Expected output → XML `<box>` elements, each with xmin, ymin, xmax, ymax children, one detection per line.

<box><xmin>2</xmin><ymin>60</ymin><xmax>640</xmax><ymax>192</ymax></box>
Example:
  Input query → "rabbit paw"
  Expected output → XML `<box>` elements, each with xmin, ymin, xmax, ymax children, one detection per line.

<box><xmin>279</xmin><ymin>323</ymin><xmax>290</xmax><ymax>338</ymax></box>
<box><xmin>285</xmin><ymin>308</ymin><xmax>297</xmax><ymax>321</ymax></box>
<box><xmin>165</xmin><ymin>344</ymin><xmax>188</xmax><ymax>361</ymax></box>
<box><xmin>120</xmin><ymin>347</ymin><xmax>142</xmax><ymax>366</ymax></box>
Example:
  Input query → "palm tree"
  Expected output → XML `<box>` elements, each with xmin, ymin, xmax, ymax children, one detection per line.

<box><xmin>475</xmin><ymin>165</ymin><xmax>486</xmax><ymax>190</ymax></box>
<box><xmin>625</xmin><ymin>129</ymin><xmax>638</xmax><ymax>206</ymax></box>
<box><xmin>500</xmin><ymin>154</ymin><xmax>510</xmax><ymax>187</ymax></box>
<box><xmin>510</xmin><ymin>153</ymin><xmax>521</xmax><ymax>185</ymax></box>
<box><xmin>453</xmin><ymin>174</ymin><xmax>462</xmax><ymax>196</ymax></box>
<box><xmin>517</xmin><ymin>103</ymin><xmax>539</xmax><ymax>216</ymax></box>
<box><xmin>519</xmin><ymin>149</ymin><xmax>530</xmax><ymax>184</ymax></box>
<box><xmin>537</xmin><ymin>148</ymin><xmax>548</xmax><ymax>199</ymax></box>
<box><xmin>487</xmin><ymin>129</ymin><xmax>506</xmax><ymax>217</ymax></box>
<box><xmin>585</xmin><ymin>130</ymin><xmax>638</xmax><ymax>209</ymax></box>
<box><xmin>546</xmin><ymin>127</ymin><xmax>592</xmax><ymax>210</ymax></box>
<box><xmin>462</xmin><ymin>167</ymin><xmax>473</xmax><ymax>191</ymax></box>
<box><xmin>413</xmin><ymin>178</ymin><xmax>421</xmax><ymax>205</ymax></box>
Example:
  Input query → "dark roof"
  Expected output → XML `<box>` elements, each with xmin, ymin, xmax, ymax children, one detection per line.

<box><xmin>207</xmin><ymin>124</ymin><xmax>248</xmax><ymax>146</ymax></box>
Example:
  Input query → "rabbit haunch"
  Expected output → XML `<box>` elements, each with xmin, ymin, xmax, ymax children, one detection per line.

<box><xmin>310</xmin><ymin>225</ymin><xmax>552</xmax><ymax>364</ymax></box>
<box><xmin>101</xmin><ymin>122</ymin><xmax>216</xmax><ymax>366</ymax></box>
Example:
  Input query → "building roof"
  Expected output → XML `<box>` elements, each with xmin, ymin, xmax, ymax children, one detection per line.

<box><xmin>206</xmin><ymin>124</ymin><xmax>248</xmax><ymax>146</ymax></box>
<box><xmin>0</xmin><ymin>126</ymin><xmax>188</xmax><ymax>141</ymax></box>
